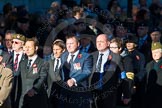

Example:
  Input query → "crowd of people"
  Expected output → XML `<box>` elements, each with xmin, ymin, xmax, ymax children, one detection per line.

<box><xmin>0</xmin><ymin>0</ymin><xmax>162</xmax><ymax>108</ymax></box>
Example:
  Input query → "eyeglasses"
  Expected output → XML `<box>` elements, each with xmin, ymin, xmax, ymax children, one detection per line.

<box><xmin>109</xmin><ymin>47</ymin><xmax>119</xmax><ymax>49</ymax></box>
<box><xmin>5</xmin><ymin>39</ymin><xmax>12</xmax><ymax>41</ymax></box>
<box><xmin>12</xmin><ymin>41</ymin><xmax>20</xmax><ymax>44</ymax></box>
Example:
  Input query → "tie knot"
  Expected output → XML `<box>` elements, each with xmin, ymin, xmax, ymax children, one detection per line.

<box><xmin>16</xmin><ymin>54</ymin><xmax>20</xmax><ymax>56</ymax></box>
<box><xmin>100</xmin><ymin>53</ymin><xmax>104</xmax><ymax>56</ymax></box>
<box><xmin>29</xmin><ymin>59</ymin><xmax>32</xmax><ymax>62</ymax></box>
<box><xmin>71</xmin><ymin>54</ymin><xmax>74</xmax><ymax>60</ymax></box>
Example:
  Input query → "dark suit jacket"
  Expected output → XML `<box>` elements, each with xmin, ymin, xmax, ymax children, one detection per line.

<box><xmin>145</xmin><ymin>59</ymin><xmax>162</xmax><ymax>108</ymax></box>
<box><xmin>47</xmin><ymin>58</ymin><xmax>61</xmax><ymax>97</ymax></box>
<box><xmin>61</xmin><ymin>51</ymin><xmax>93</xmax><ymax>87</ymax></box>
<box><xmin>89</xmin><ymin>50</ymin><xmax>123</xmax><ymax>108</ymax></box>
<box><xmin>1</xmin><ymin>50</ymin><xmax>13</xmax><ymax>69</ymax></box>
<box><xmin>10</xmin><ymin>52</ymin><xmax>27</xmax><ymax>108</ymax></box>
<box><xmin>19</xmin><ymin>56</ymin><xmax>48</xmax><ymax>108</ymax></box>
<box><xmin>79</xmin><ymin>42</ymin><xmax>97</xmax><ymax>54</ymax></box>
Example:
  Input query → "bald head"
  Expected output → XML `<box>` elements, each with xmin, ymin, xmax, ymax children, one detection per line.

<box><xmin>96</xmin><ymin>34</ymin><xmax>109</xmax><ymax>52</ymax></box>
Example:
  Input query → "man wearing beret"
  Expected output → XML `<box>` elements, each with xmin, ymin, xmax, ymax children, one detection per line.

<box><xmin>137</xmin><ymin>22</ymin><xmax>152</xmax><ymax>64</ymax></box>
<box><xmin>150</xmin><ymin>27</ymin><xmax>161</xmax><ymax>43</ymax></box>
<box><xmin>10</xmin><ymin>34</ymin><xmax>26</xmax><ymax>108</ymax></box>
<box><xmin>144</xmin><ymin>42</ymin><xmax>162</xmax><ymax>108</ymax></box>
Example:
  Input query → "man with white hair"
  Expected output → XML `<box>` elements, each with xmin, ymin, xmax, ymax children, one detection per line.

<box><xmin>10</xmin><ymin>34</ymin><xmax>26</xmax><ymax>108</ymax></box>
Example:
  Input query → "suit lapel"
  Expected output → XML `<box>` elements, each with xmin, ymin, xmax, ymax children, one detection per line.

<box><xmin>103</xmin><ymin>52</ymin><xmax>117</xmax><ymax>82</ymax></box>
<box><xmin>74</xmin><ymin>51</ymin><xmax>82</xmax><ymax>63</ymax></box>
<box><xmin>28</xmin><ymin>56</ymin><xmax>39</xmax><ymax>74</ymax></box>
<box><xmin>92</xmin><ymin>52</ymin><xmax>99</xmax><ymax>72</ymax></box>
<box><xmin>49</xmin><ymin>59</ymin><xmax>56</xmax><ymax>81</ymax></box>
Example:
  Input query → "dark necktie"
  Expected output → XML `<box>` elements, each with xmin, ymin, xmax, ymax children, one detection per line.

<box><xmin>55</xmin><ymin>59</ymin><xmax>59</xmax><ymax>72</ymax></box>
<box><xmin>27</xmin><ymin>59</ymin><xmax>32</xmax><ymax>69</ymax></box>
<box><xmin>64</xmin><ymin>55</ymin><xmax>74</xmax><ymax>81</ymax></box>
<box><xmin>96</xmin><ymin>53</ymin><xmax>104</xmax><ymax>72</ymax></box>
<box><xmin>14</xmin><ymin>54</ymin><xmax>19</xmax><ymax>71</ymax></box>
<box><xmin>69</xmin><ymin>55</ymin><xmax>74</xmax><ymax>64</ymax></box>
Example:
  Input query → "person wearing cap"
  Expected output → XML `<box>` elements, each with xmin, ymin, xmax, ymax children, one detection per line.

<box><xmin>79</xmin><ymin>34</ymin><xmax>97</xmax><ymax>53</ymax></box>
<box><xmin>125</xmin><ymin>35</ymin><xmax>146</xmax><ymax>108</ymax></box>
<box><xmin>137</xmin><ymin>21</ymin><xmax>152</xmax><ymax>64</ymax></box>
<box><xmin>150</xmin><ymin>27</ymin><xmax>162</xmax><ymax>43</ymax></box>
<box><xmin>115</xmin><ymin>21</ymin><xmax>128</xmax><ymax>43</ymax></box>
<box><xmin>15</xmin><ymin>17</ymin><xmax>33</xmax><ymax>38</ymax></box>
<box><xmin>144</xmin><ymin>42</ymin><xmax>162</xmax><ymax>108</ymax></box>
<box><xmin>10</xmin><ymin>33</ymin><xmax>26</xmax><ymax>108</ymax></box>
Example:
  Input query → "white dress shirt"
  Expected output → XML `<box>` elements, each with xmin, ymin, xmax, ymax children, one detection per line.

<box><xmin>96</xmin><ymin>49</ymin><xmax>110</xmax><ymax>73</ymax></box>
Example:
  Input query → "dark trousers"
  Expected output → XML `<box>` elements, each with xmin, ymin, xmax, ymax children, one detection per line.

<box><xmin>11</xmin><ymin>76</ymin><xmax>21</xmax><ymax>108</ymax></box>
<box><xmin>58</xmin><ymin>87</ymin><xmax>91</xmax><ymax>108</ymax></box>
<box><xmin>48</xmin><ymin>82</ymin><xmax>61</xmax><ymax>108</ymax></box>
<box><xmin>22</xmin><ymin>93</ymin><xmax>48</xmax><ymax>108</ymax></box>
<box><xmin>91</xmin><ymin>90</ymin><xmax>117</xmax><ymax>108</ymax></box>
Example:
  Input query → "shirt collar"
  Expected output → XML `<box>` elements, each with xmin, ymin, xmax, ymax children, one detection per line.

<box><xmin>14</xmin><ymin>50</ymin><xmax>23</xmax><ymax>55</ymax></box>
<box><xmin>99</xmin><ymin>49</ymin><xmax>110</xmax><ymax>56</ymax></box>
<box><xmin>28</xmin><ymin>54</ymin><xmax>38</xmax><ymax>61</ymax></box>
<box><xmin>70</xmin><ymin>50</ymin><xmax>79</xmax><ymax>56</ymax></box>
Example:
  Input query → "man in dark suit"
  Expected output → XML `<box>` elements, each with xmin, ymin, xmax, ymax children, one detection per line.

<box><xmin>60</xmin><ymin>35</ymin><xmax>93</xmax><ymax>108</ymax></box>
<box><xmin>47</xmin><ymin>39</ymin><xmax>65</xmax><ymax>108</ymax></box>
<box><xmin>19</xmin><ymin>37</ymin><xmax>48</xmax><ymax>108</ymax></box>
<box><xmin>137</xmin><ymin>22</ymin><xmax>152</xmax><ymax>64</ymax></box>
<box><xmin>4</xmin><ymin>30</ymin><xmax>15</xmax><ymax>54</ymax></box>
<box><xmin>89</xmin><ymin>34</ymin><xmax>123</xmax><ymax>108</ymax></box>
<box><xmin>79</xmin><ymin>34</ymin><xmax>97</xmax><ymax>53</ymax></box>
<box><xmin>144</xmin><ymin>42</ymin><xmax>162</xmax><ymax>108</ymax></box>
<box><xmin>10</xmin><ymin>34</ymin><xmax>26</xmax><ymax>108</ymax></box>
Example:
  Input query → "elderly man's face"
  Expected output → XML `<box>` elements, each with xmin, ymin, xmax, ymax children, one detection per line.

<box><xmin>12</xmin><ymin>39</ymin><xmax>24</xmax><ymax>52</ymax></box>
<box><xmin>96</xmin><ymin>34</ymin><xmax>109</xmax><ymax>52</ymax></box>
<box><xmin>152</xmin><ymin>49</ymin><xmax>162</xmax><ymax>62</ymax></box>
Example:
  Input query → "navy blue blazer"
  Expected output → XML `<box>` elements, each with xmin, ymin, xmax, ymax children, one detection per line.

<box><xmin>60</xmin><ymin>50</ymin><xmax>93</xmax><ymax>87</ymax></box>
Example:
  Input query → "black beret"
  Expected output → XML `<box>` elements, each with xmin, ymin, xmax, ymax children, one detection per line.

<box><xmin>125</xmin><ymin>34</ymin><xmax>138</xmax><ymax>44</ymax></box>
<box><xmin>150</xmin><ymin>27</ymin><xmax>160</xmax><ymax>34</ymax></box>
<box><xmin>136</xmin><ymin>21</ymin><xmax>148</xmax><ymax>27</ymax></box>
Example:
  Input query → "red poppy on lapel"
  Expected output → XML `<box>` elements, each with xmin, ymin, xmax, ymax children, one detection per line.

<box><xmin>32</xmin><ymin>64</ymin><xmax>38</xmax><ymax>74</ymax></box>
<box><xmin>108</xmin><ymin>55</ymin><xmax>112</xmax><ymax>60</ymax></box>
<box><xmin>160</xmin><ymin>65</ymin><xmax>162</xmax><ymax>69</ymax></box>
<box><xmin>32</xmin><ymin>64</ymin><xmax>37</xmax><ymax>68</ymax></box>
<box><xmin>78</xmin><ymin>54</ymin><xmax>82</xmax><ymax>59</ymax></box>
<box><xmin>136</xmin><ymin>55</ymin><xmax>140</xmax><ymax>60</ymax></box>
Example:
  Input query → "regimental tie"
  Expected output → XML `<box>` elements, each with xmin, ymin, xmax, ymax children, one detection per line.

<box><xmin>69</xmin><ymin>55</ymin><xmax>75</xmax><ymax>64</ymax></box>
<box><xmin>54</xmin><ymin>59</ymin><xmax>59</xmax><ymax>72</ymax></box>
<box><xmin>14</xmin><ymin>54</ymin><xmax>19</xmax><ymax>71</ymax></box>
<box><xmin>27</xmin><ymin>59</ymin><xmax>32</xmax><ymax>69</ymax></box>
<box><xmin>96</xmin><ymin>53</ymin><xmax>104</xmax><ymax>72</ymax></box>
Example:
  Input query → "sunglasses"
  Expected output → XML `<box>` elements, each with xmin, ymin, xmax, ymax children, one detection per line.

<box><xmin>12</xmin><ymin>41</ymin><xmax>20</xmax><ymax>44</ymax></box>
